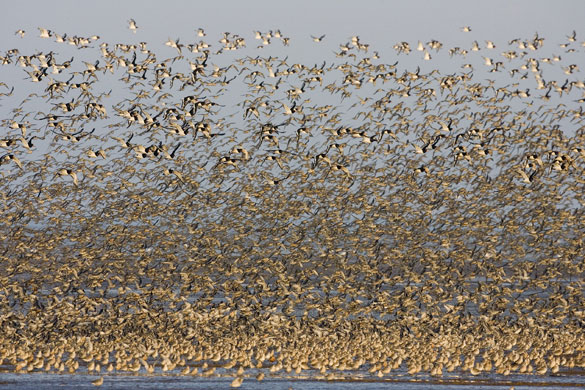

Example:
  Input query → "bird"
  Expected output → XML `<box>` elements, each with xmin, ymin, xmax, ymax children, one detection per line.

<box><xmin>128</xmin><ymin>19</ymin><xmax>138</xmax><ymax>33</ymax></box>
<box><xmin>56</xmin><ymin>168</ymin><xmax>78</xmax><ymax>186</ymax></box>
<box><xmin>0</xmin><ymin>153</ymin><xmax>23</xmax><ymax>169</ymax></box>
<box><xmin>38</xmin><ymin>27</ymin><xmax>52</xmax><ymax>38</ymax></box>
<box><xmin>517</xmin><ymin>168</ymin><xmax>537</xmax><ymax>183</ymax></box>
<box><xmin>91</xmin><ymin>377</ymin><xmax>103</xmax><ymax>386</ymax></box>
<box><xmin>0</xmin><ymin>23</ymin><xmax>582</xmax><ymax>387</ymax></box>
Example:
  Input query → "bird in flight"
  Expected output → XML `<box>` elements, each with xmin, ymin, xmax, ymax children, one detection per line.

<box><xmin>128</xmin><ymin>19</ymin><xmax>138</xmax><ymax>33</ymax></box>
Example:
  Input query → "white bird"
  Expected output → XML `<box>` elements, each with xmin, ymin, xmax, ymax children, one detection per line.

<box><xmin>39</xmin><ymin>27</ymin><xmax>52</xmax><ymax>38</ymax></box>
<box><xmin>517</xmin><ymin>169</ymin><xmax>536</xmax><ymax>184</ymax></box>
<box><xmin>57</xmin><ymin>169</ymin><xmax>78</xmax><ymax>186</ymax></box>
<box><xmin>128</xmin><ymin>19</ymin><xmax>138</xmax><ymax>33</ymax></box>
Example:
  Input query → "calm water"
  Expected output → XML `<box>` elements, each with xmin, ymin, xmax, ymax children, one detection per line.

<box><xmin>1</xmin><ymin>373</ymin><xmax>585</xmax><ymax>389</ymax></box>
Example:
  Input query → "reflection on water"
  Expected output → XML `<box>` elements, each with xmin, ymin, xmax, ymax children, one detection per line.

<box><xmin>1</xmin><ymin>372</ymin><xmax>585</xmax><ymax>390</ymax></box>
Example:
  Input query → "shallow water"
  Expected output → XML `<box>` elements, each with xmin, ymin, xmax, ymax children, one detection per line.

<box><xmin>2</xmin><ymin>372</ymin><xmax>585</xmax><ymax>390</ymax></box>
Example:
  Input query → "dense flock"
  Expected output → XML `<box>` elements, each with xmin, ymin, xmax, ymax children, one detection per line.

<box><xmin>1</xmin><ymin>22</ymin><xmax>585</xmax><ymax>386</ymax></box>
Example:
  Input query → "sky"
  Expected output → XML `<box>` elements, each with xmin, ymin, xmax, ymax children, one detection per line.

<box><xmin>1</xmin><ymin>0</ymin><xmax>583</xmax><ymax>108</ymax></box>
<box><xmin>1</xmin><ymin>0</ymin><xmax>582</xmax><ymax>107</ymax></box>
<box><xmin>1</xmin><ymin>0</ymin><xmax>583</xmax><ymax>57</ymax></box>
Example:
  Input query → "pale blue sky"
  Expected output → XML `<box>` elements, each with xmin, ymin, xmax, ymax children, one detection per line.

<box><xmin>1</xmin><ymin>0</ymin><xmax>582</xmax><ymax>55</ymax></box>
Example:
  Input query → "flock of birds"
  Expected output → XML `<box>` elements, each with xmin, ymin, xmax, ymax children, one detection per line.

<box><xmin>1</xmin><ymin>20</ymin><xmax>585</xmax><ymax>387</ymax></box>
